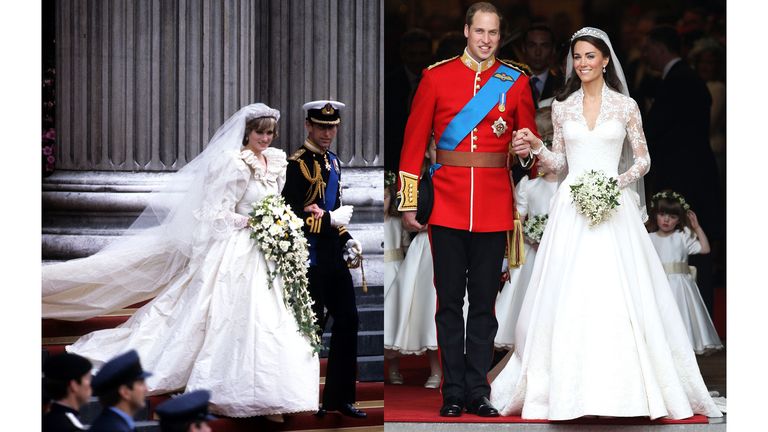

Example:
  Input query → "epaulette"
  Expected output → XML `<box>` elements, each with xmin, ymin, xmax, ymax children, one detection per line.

<box><xmin>499</xmin><ymin>59</ymin><xmax>531</xmax><ymax>76</ymax></box>
<box><xmin>288</xmin><ymin>148</ymin><xmax>306</xmax><ymax>161</ymax></box>
<box><xmin>427</xmin><ymin>55</ymin><xmax>458</xmax><ymax>70</ymax></box>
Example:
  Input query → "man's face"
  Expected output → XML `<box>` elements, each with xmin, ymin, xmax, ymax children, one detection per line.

<box><xmin>306</xmin><ymin>121</ymin><xmax>338</xmax><ymax>151</ymax></box>
<box><xmin>523</xmin><ymin>30</ymin><xmax>554</xmax><ymax>74</ymax></box>
<box><xmin>72</xmin><ymin>372</ymin><xmax>92</xmax><ymax>409</ymax></box>
<box><xmin>123</xmin><ymin>379</ymin><xmax>148</xmax><ymax>411</ymax></box>
<box><xmin>642</xmin><ymin>38</ymin><xmax>665</xmax><ymax>72</ymax></box>
<box><xmin>402</xmin><ymin>41</ymin><xmax>432</xmax><ymax>75</ymax></box>
<box><xmin>463</xmin><ymin>11</ymin><xmax>500</xmax><ymax>62</ymax></box>
<box><xmin>189</xmin><ymin>421</ymin><xmax>212</xmax><ymax>432</ymax></box>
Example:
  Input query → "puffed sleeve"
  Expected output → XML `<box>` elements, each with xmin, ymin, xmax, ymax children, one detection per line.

<box><xmin>616</xmin><ymin>98</ymin><xmax>651</xmax><ymax>189</ymax></box>
<box><xmin>533</xmin><ymin>100</ymin><xmax>567</xmax><ymax>173</ymax></box>
<box><xmin>193</xmin><ymin>151</ymin><xmax>251</xmax><ymax>240</ymax></box>
<box><xmin>681</xmin><ymin>227</ymin><xmax>703</xmax><ymax>255</ymax></box>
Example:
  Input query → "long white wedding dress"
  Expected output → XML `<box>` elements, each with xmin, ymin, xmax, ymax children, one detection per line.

<box><xmin>42</xmin><ymin>147</ymin><xmax>319</xmax><ymax>417</ymax></box>
<box><xmin>489</xmin><ymin>84</ymin><xmax>722</xmax><ymax>420</ymax></box>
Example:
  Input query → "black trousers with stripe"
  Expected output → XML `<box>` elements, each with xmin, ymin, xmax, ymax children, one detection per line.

<box><xmin>429</xmin><ymin>225</ymin><xmax>506</xmax><ymax>404</ymax></box>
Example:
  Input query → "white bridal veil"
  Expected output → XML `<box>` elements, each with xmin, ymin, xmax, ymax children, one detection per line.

<box><xmin>43</xmin><ymin>103</ymin><xmax>281</xmax><ymax>319</ymax></box>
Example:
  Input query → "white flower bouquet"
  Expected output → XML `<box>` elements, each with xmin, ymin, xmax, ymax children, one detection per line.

<box><xmin>569</xmin><ymin>170</ymin><xmax>620</xmax><ymax>226</ymax></box>
<box><xmin>249</xmin><ymin>195</ymin><xmax>321</xmax><ymax>352</ymax></box>
<box><xmin>523</xmin><ymin>214</ymin><xmax>548</xmax><ymax>243</ymax></box>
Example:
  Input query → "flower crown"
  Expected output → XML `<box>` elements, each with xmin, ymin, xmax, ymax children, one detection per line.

<box><xmin>651</xmin><ymin>191</ymin><xmax>690</xmax><ymax>211</ymax></box>
<box><xmin>571</xmin><ymin>27</ymin><xmax>606</xmax><ymax>42</ymax></box>
<box><xmin>384</xmin><ymin>170</ymin><xmax>397</xmax><ymax>188</ymax></box>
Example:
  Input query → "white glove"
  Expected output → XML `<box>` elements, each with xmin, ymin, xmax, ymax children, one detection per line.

<box><xmin>330</xmin><ymin>205</ymin><xmax>353</xmax><ymax>227</ymax></box>
<box><xmin>345</xmin><ymin>239</ymin><xmax>363</xmax><ymax>258</ymax></box>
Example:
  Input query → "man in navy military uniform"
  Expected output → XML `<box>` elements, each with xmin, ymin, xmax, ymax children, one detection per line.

<box><xmin>42</xmin><ymin>353</ymin><xmax>93</xmax><ymax>431</ymax></box>
<box><xmin>89</xmin><ymin>350</ymin><xmax>152</xmax><ymax>432</ymax></box>
<box><xmin>282</xmin><ymin>100</ymin><xmax>366</xmax><ymax>419</ymax></box>
<box><xmin>156</xmin><ymin>389</ymin><xmax>215</xmax><ymax>432</ymax></box>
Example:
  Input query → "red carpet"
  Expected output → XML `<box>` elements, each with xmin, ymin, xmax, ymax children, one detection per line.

<box><xmin>385</xmin><ymin>354</ymin><xmax>708</xmax><ymax>425</ymax></box>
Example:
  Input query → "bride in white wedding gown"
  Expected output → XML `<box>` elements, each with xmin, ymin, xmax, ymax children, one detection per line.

<box><xmin>42</xmin><ymin>103</ymin><xmax>319</xmax><ymax>418</ymax></box>
<box><xmin>489</xmin><ymin>28</ymin><xmax>723</xmax><ymax>420</ymax></box>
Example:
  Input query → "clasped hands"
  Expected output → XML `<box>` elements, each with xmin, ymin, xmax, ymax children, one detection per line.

<box><xmin>510</xmin><ymin>128</ymin><xmax>540</xmax><ymax>156</ymax></box>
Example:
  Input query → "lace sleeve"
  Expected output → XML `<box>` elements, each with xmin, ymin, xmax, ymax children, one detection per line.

<box><xmin>533</xmin><ymin>101</ymin><xmax>567</xmax><ymax>173</ymax></box>
<box><xmin>617</xmin><ymin>98</ymin><xmax>651</xmax><ymax>189</ymax></box>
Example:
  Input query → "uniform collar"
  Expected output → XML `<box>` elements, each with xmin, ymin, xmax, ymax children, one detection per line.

<box><xmin>304</xmin><ymin>138</ymin><xmax>328</xmax><ymax>155</ymax></box>
<box><xmin>460</xmin><ymin>48</ymin><xmax>496</xmax><ymax>73</ymax></box>
<box><xmin>109</xmin><ymin>406</ymin><xmax>136</xmax><ymax>430</ymax></box>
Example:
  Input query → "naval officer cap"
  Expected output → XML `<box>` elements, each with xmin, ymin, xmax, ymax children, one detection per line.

<box><xmin>304</xmin><ymin>100</ymin><xmax>345</xmax><ymax>125</ymax></box>
<box><xmin>43</xmin><ymin>353</ymin><xmax>92</xmax><ymax>381</ymax></box>
<box><xmin>91</xmin><ymin>349</ymin><xmax>152</xmax><ymax>393</ymax></box>
<box><xmin>156</xmin><ymin>390</ymin><xmax>216</xmax><ymax>426</ymax></box>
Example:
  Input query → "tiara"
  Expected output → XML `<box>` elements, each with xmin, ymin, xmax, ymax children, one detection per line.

<box><xmin>571</xmin><ymin>27</ymin><xmax>607</xmax><ymax>42</ymax></box>
<box><xmin>651</xmin><ymin>191</ymin><xmax>690</xmax><ymax>211</ymax></box>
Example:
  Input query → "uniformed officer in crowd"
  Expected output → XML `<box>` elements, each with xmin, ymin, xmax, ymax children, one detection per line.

<box><xmin>89</xmin><ymin>350</ymin><xmax>152</xmax><ymax>432</ymax></box>
<box><xmin>42</xmin><ymin>353</ymin><xmax>93</xmax><ymax>431</ymax></box>
<box><xmin>281</xmin><ymin>100</ymin><xmax>366</xmax><ymax>419</ymax></box>
<box><xmin>155</xmin><ymin>390</ymin><xmax>215</xmax><ymax>432</ymax></box>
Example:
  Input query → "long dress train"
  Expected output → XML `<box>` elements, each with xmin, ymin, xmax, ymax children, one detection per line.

<box><xmin>42</xmin><ymin>148</ymin><xmax>319</xmax><ymax>417</ymax></box>
<box><xmin>489</xmin><ymin>84</ymin><xmax>722</xmax><ymax>420</ymax></box>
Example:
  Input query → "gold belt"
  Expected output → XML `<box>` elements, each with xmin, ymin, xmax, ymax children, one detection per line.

<box><xmin>663</xmin><ymin>262</ymin><xmax>690</xmax><ymax>275</ymax></box>
<box><xmin>436</xmin><ymin>150</ymin><xmax>507</xmax><ymax>168</ymax></box>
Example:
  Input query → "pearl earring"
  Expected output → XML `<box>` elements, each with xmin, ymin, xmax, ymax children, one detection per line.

<box><xmin>602</xmin><ymin>66</ymin><xmax>606</xmax><ymax>74</ymax></box>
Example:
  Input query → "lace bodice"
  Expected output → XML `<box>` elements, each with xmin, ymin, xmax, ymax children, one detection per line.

<box><xmin>535</xmin><ymin>83</ymin><xmax>650</xmax><ymax>189</ymax></box>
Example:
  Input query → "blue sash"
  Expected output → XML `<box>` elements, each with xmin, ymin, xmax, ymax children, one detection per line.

<box><xmin>430</xmin><ymin>64</ymin><xmax>520</xmax><ymax>176</ymax></box>
<box><xmin>322</xmin><ymin>152</ymin><xmax>340</xmax><ymax>211</ymax></box>
<box><xmin>309</xmin><ymin>151</ymin><xmax>340</xmax><ymax>265</ymax></box>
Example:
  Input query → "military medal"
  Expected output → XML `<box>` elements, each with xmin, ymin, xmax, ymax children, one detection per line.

<box><xmin>333</xmin><ymin>158</ymin><xmax>340</xmax><ymax>174</ymax></box>
<box><xmin>323</xmin><ymin>153</ymin><xmax>331</xmax><ymax>171</ymax></box>
<box><xmin>492</xmin><ymin>117</ymin><xmax>508</xmax><ymax>137</ymax></box>
<box><xmin>498</xmin><ymin>92</ymin><xmax>506</xmax><ymax>112</ymax></box>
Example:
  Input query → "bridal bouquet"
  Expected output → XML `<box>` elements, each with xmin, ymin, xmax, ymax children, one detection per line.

<box><xmin>249</xmin><ymin>195</ymin><xmax>322</xmax><ymax>352</ymax></box>
<box><xmin>570</xmin><ymin>170</ymin><xmax>620</xmax><ymax>226</ymax></box>
<box><xmin>523</xmin><ymin>214</ymin><xmax>548</xmax><ymax>243</ymax></box>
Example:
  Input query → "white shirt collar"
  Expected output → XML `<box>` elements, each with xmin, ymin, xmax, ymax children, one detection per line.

<box><xmin>662</xmin><ymin>57</ymin><xmax>682</xmax><ymax>80</ymax></box>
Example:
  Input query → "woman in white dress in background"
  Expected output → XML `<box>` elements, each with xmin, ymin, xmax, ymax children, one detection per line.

<box><xmin>489</xmin><ymin>28</ymin><xmax>723</xmax><ymax>420</ymax></box>
<box><xmin>42</xmin><ymin>103</ymin><xmax>319</xmax><ymax>421</ymax></box>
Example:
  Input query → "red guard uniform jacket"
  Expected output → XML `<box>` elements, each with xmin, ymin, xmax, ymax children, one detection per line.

<box><xmin>397</xmin><ymin>51</ymin><xmax>538</xmax><ymax>232</ymax></box>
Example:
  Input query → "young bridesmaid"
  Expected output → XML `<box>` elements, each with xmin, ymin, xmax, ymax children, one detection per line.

<box><xmin>647</xmin><ymin>190</ymin><xmax>723</xmax><ymax>355</ymax></box>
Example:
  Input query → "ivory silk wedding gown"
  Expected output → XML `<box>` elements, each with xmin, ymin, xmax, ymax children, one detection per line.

<box><xmin>489</xmin><ymin>84</ymin><xmax>723</xmax><ymax>420</ymax></box>
<box><xmin>42</xmin><ymin>147</ymin><xmax>319</xmax><ymax>417</ymax></box>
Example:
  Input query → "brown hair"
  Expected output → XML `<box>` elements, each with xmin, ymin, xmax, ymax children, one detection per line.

<box><xmin>465</xmin><ymin>2</ymin><xmax>502</xmax><ymax>28</ymax></box>
<box><xmin>243</xmin><ymin>116</ymin><xmax>278</xmax><ymax>146</ymax></box>
<box><xmin>646</xmin><ymin>190</ymin><xmax>692</xmax><ymax>233</ymax></box>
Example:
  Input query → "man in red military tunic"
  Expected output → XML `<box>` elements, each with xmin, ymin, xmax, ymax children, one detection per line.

<box><xmin>397</xmin><ymin>2</ymin><xmax>538</xmax><ymax>418</ymax></box>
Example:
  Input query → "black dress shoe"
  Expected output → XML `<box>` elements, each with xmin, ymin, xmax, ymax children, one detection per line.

<box><xmin>337</xmin><ymin>403</ymin><xmax>367</xmax><ymax>418</ymax></box>
<box><xmin>466</xmin><ymin>396</ymin><xmax>499</xmax><ymax>417</ymax></box>
<box><xmin>439</xmin><ymin>400</ymin><xmax>464</xmax><ymax>417</ymax></box>
<box><xmin>314</xmin><ymin>408</ymin><xmax>327</xmax><ymax>418</ymax></box>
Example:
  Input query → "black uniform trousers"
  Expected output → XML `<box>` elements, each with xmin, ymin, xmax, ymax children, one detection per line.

<box><xmin>429</xmin><ymin>225</ymin><xmax>506</xmax><ymax>404</ymax></box>
<box><xmin>308</xmin><ymin>254</ymin><xmax>359</xmax><ymax>408</ymax></box>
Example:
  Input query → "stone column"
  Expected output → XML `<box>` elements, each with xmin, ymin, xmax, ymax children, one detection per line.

<box><xmin>55</xmin><ymin>0</ymin><xmax>383</xmax><ymax>170</ymax></box>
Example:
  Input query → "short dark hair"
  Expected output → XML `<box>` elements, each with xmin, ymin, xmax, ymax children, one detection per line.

<box><xmin>97</xmin><ymin>381</ymin><xmax>137</xmax><ymax>407</ymax></box>
<box><xmin>160</xmin><ymin>420</ymin><xmax>201</xmax><ymax>432</ymax></box>
<box><xmin>523</xmin><ymin>23</ymin><xmax>555</xmax><ymax>44</ymax></box>
<box><xmin>465</xmin><ymin>2</ymin><xmax>502</xmax><ymax>28</ymax></box>
<box><xmin>243</xmin><ymin>116</ymin><xmax>278</xmax><ymax>146</ymax></box>
<box><xmin>44</xmin><ymin>376</ymin><xmax>85</xmax><ymax>401</ymax></box>
<box><xmin>647</xmin><ymin>25</ymin><xmax>681</xmax><ymax>55</ymax></box>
